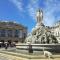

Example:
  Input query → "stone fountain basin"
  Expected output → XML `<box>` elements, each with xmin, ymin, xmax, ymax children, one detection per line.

<box><xmin>16</xmin><ymin>43</ymin><xmax>60</xmax><ymax>53</ymax></box>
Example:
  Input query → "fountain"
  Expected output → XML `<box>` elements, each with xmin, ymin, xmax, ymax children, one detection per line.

<box><xmin>25</xmin><ymin>9</ymin><xmax>58</xmax><ymax>44</ymax></box>
<box><xmin>16</xmin><ymin>9</ymin><xmax>60</xmax><ymax>53</ymax></box>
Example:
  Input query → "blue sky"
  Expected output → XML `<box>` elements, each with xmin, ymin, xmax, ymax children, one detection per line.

<box><xmin>0</xmin><ymin>0</ymin><xmax>60</xmax><ymax>32</ymax></box>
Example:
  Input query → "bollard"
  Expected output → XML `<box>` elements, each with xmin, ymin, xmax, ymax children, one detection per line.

<box><xmin>28</xmin><ymin>44</ymin><xmax>33</xmax><ymax>53</ymax></box>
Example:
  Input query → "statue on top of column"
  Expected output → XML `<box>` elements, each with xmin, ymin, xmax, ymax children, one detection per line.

<box><xmin>36</xmin><ymin>9</ymin><xmax>43</xmax><ymax>26</ymax></box>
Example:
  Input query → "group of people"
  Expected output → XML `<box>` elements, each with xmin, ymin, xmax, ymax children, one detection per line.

<box><xmin>0</xmin><ymin>42</ymin><xmax>16</xmax><ymax>49</ymax></box>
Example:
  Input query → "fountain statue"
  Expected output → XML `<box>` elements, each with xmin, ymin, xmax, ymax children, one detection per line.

<box><xmin>36</xmin><ymin>9</ymin><xmax>43</xmax><ymax>26</ymax></box>
<box><xmin>16</xmin><ymin>9</ymin><xmax>60</xmax><ymax>54</ymax></box>
<box><xmin>25</xmin><ymin>9</ymin><xmax>58</xmax><ymax>44</ymax></box>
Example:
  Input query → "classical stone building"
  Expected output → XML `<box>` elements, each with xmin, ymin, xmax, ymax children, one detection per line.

<box><xmin>0</xmin><ymin>21</ymin><xmax>27</xmax><ymax>43</ymax></box>
<box><xmin>50</xmin><ymin>21</ymin><xmax>60</xmax><ymax>43</ymax></box>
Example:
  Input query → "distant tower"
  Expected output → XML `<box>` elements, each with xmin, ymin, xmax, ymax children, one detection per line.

<box><xmin>36</xmin><ymin>9</ymin><xmax>43</xmax><ymax>26</ymax></box>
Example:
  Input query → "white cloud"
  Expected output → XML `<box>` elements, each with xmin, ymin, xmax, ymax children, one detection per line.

<box><xmin>27</xmin><ymin>5</ymin><xmax>36</xmax><ymax>19</ymax></box>
<box><xmin>9</xmin><ymin>0</ymin><xmax>60</xmax><ymax>26</ymax></box>
<box><xmin>27</xmin><ymin>0</ymin><xmax>60</xmax><ymax>26</ymax></box>
<box><xmin>9</xmin><ymin>0</ymin><xmax>23</xmax><ymax>11</ymax></box>
<box><xmin>27</xmin><ymin>0</ymin><xmax>39</xmax><ymax>20</ymax></box>
<box><xmin>43</xmin><ymin>0</ymin><xmax>60</xmax><ymax>26</ymax></box>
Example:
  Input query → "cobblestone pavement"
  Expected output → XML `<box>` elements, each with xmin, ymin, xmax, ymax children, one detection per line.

<box><xmin>0</xmin><ymin>53</ymin><xmax>28</xmax><ymax>60</ymax></box>
<box><xmin>0</xmin><ymin>52</ymin><xmax>60</xmax><ymax>60</ymax></box>
<box><xmin>0</xmin><ymin>48</ymin><xmax>60</xmax><ymax>60</ymax></box>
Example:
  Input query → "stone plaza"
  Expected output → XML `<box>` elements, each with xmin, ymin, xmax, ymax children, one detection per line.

<box><xmin>0</xmin><ymin>48</ymin><xmax>60</xmax><ymax>60</ymax></box>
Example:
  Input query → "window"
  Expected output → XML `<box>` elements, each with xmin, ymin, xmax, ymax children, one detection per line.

<box><xmin>23</xmin><ymin>33</ymin><xmax>26</xmax><ymax>38</ymax></box>
<box><xmin>7</xmin><ymin>30</ymin><xmax>12</xmax><ymax>37</ymax></box>
<box><xmin>1</xmin><ymin>30</ymin><xmax>5</xmax><ymax>37</ymax></box>
<box><xmin>14</xmin><ymin>30</ymin><xmax>19</xmax><ymax>37</ymax></box>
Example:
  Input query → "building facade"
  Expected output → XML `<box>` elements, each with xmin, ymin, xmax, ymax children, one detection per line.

<box><xmin>0</xmin><ymin>21</ymin><xmax>27</xmax><ymax>43</ymax></box>
<box><xmin>50</xmin><ymin>21</ymin><xmax>60</xmax><ymax>43</ymax></box>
